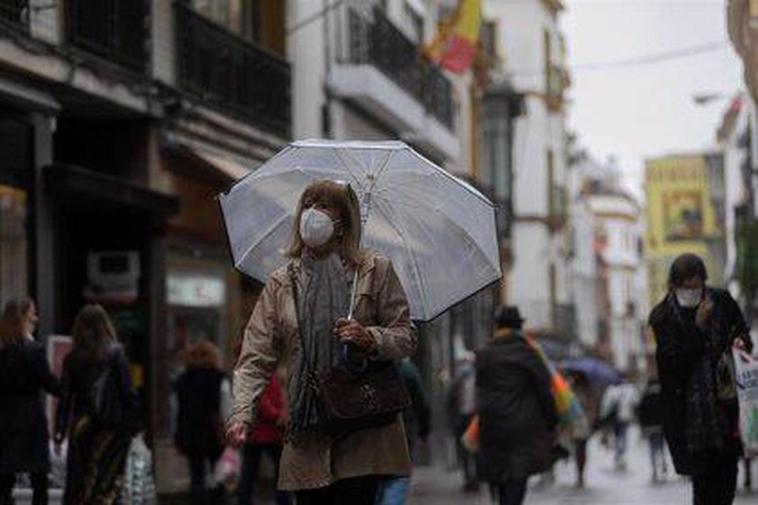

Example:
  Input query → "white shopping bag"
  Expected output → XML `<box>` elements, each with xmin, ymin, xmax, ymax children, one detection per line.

<box><xmin>734</xmin><ymin>349</ymin><xmax>758</xmax><ymax>457</ymax></box>
<box><xmin>122</xmin><ymin>433</ymin><xmax>158</xmax><ymax>505</ymax></box>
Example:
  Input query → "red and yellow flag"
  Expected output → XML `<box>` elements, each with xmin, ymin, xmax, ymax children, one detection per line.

<box><xmin>439</xmin><ymin>0</ymin><xmax>482</xmax><ymax>74</ymax></box>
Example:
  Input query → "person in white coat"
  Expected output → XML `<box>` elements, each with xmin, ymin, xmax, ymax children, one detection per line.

<box><xmin>600</xmin><ymin>376</ymin><xmax>639</xmax><ymax>469</ymax></box>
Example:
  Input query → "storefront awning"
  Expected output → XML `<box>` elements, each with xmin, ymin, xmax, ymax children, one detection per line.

<box><xmin>160</xmin><ymin>132</ymin><xmax>254</xmax><ymax>184</ymax></box>
<box><xmin>46</xmin><ymin>164</ymin><xmax>179</xmax><ymax>216</ymax></box>
<box><xmin>189</xmin><ymin>149</ymin><xmax>249</xmax><ymax>181</ymax></box>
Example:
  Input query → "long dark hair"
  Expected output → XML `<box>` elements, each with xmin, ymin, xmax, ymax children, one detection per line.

<box><xmin>71</xmin><ymin>304</ymin><xmax>117</xmax><ymax>362</ymax></box>
<box><xmin>0</xmin><ymin>298</ymin><xmax>34</xmax><ymax>349</ymax></box>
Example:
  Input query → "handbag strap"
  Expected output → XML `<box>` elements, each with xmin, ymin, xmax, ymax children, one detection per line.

<box><xmin>288</xmin><ymin>262</ymin><xmax>367</xmax><ymax>375</ymax></box>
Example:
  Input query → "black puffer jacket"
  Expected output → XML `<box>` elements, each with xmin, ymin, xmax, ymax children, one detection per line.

<box><xmin>476</xmin><ymin>335</ymin><xmax>558</xmax><ymax>482</ymax></box>
<box><xmin>0</xmin><ymin>340</ymin><xmax>60</xmax><ymax>474</ymax></box>
<box><xmin>649</xmin><ymin>287</ymin><xmax>752</xmax><ymax>476</ymax></box>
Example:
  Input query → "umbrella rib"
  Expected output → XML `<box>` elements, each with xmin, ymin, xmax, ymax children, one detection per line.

<box><xmin>333</xmin><ymin>149</ymin><xmax>363</xmax><ymax>188</ymax></box>
<box><xmin>234</xmin><ymin>212</ymin><xmax>291</xmax><ymax>271</ymax></box>
<box><xmin>373</xmin><ymin>199</ymin><xmax>429</xmax><ymax>318</ymax></box>
<box><xmin>372</xmin><ymin>149</ymin><xmax>395</xmax><ymax>185</ymax></box>
<box><xmin>375</xmin><ymin>192</ymin><xmax>501</xmax><ymax>273</ymax></box>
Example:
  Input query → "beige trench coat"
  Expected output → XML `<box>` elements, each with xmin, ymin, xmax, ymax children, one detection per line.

<box><xmin>230</xmin><ymin>251</ymin><xmax>416</xmax><ymax>490</ymax></box>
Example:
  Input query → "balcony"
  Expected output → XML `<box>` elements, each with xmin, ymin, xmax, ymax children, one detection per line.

<box><xmin>329</xmin><ymin>7</ymin><xmax>458</xmax><ymax>160</ymax></box>
<box><xmin>175</xmin><ymin>3</ymin><xmax>291</xmax><ymax>137</ymax></box>
<box><xmin>65</xmin><ymin>0</ymin><xmax>147</xmax><ymax>72</ymax></box>
<box><xmin>0</xmin><ymin>0</ymin><xmax>28</xmax><ymax>32</ymax></box>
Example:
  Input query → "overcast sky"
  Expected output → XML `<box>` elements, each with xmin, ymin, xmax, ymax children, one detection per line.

<box><xmin>560</xmin><ymin>0</ymin><xmax>744</xmax><ymax>198</ymax></box>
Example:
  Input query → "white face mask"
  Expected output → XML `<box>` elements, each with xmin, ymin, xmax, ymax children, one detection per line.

<box><xmin>675</xmin><ymin>288</ymin><xmax>702</xmax><ymax>308</ymax></box>
<box><xmin>299</xmin><ymin>208</ymin><xmax>337</xmax><ymax>248</ymax></box>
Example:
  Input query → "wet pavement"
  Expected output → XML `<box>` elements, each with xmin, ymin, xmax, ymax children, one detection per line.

<box><xmin>408</xmin><ymin>429</ymin><xmax>757</xmax><ymax>505</ymax></box>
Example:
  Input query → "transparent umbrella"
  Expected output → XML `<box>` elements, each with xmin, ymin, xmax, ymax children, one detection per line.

<box><xmin>218</xmin><ymin>139</ymin><xmax>501</xmax><ymax>321</ymax></box>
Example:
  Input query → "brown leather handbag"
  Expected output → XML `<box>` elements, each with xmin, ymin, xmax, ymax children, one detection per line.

<box><xmin>289</xmin><ymin>265</ymin><xmax>411</xmax><ymax>437</ymax></box>
<box><xmin>318</xmin><ymin>359</ymin><xmax>411</xmax><ymax>437</ymax></box>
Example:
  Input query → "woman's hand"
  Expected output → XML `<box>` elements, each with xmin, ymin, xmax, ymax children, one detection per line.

<box><xmin>695</xmin><ymin>297</ymin><xmax>713</xmax><ymax>329</ymax></box>
<box><xmin>225</xmin><ymin>419</ymin><xmax>249</xmax><ymax>447</ymax></box>
<box><xmin>734</xmin><ymin>334</ymin><xmax>753</xmax><ymax>353</ymax></box>
<box><xmin>334</xmin><ymin>318</ymin><xmax>377</xmax><ymax>353</ymax></box>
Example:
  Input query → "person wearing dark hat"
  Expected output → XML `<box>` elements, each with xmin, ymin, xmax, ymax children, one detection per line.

<box><xmin>475</xmin><ymin>306</ymin><xmax>558</xmax><ymax>505</ymax></box>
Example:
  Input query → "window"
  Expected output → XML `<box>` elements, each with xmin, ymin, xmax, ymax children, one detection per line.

<box><xmin>547</xmin><ymin>149</ymin><xmax>555</xmax><ymax>215</ymax></box>
<box><xmin>480</xmin><ymin>20</ymin><xmax>498</xmax><ymax>62</ymax></box>
<box><xmin>543</xmin><ymin>28</ymin><xmax>552</xmax><ymax>94</ymax></box>
<box><xmin>192</xmin><ymin>0</ymin><xmax>258</xmax><ymax>44</ymax></box>
<box><xmin>0</xmin><ymin>185</ymin><xmax>28</xmax><ymax>309</ymax></box>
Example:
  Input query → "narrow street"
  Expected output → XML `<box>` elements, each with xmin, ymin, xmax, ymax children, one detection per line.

<box><xmin>408</xmin><ymin>430</ymin><xmax>756</xmax><ymax>505</ymax></box>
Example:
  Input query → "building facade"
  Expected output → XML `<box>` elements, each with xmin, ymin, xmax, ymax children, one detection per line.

<box><xmin>484</xmin><ymin>0</ymin><xmax>573</xmax><ymax>337</ymax></box>
<box><xmin>569</xmin><ymin>157</ymin><xmax>645</xmax><ymax>371</ymax></box>
<box><xmin>645</xmin><ymin>154</ymin><xmax>726</xmax><ymax>310</ymax></box>
<box><xmin>727</xmin><ymin>0</ymin><xmax>758</xmax><ymax>102</ymax></box>
<box><xmin>0</xmin><ymin>0</ymin><xmax>291</xmax><ymax>494</ymax></box>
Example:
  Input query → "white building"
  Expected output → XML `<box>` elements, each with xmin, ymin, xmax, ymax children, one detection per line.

<box><xmin>484</xmin><ymin>0</ymin><xmax>572</xmax><ymax>332</ymax></box>
<box><xmin>289</xmin><ymin>0</ymin><xmax>463</xmax><ymax>167</ymax></box>
<box><xmin>569</xmin><ymin>157</ymin><xmax>645</xmax><ymax>370</ymax></box>
<box><xmin>718</xmin><ymin>94</ymin><xmax>757</xmax><ymax>290</ymax></box>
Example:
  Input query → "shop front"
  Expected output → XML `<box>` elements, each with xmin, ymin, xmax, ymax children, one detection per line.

<box><xmin>152</xmin><ymin>145</ymin><xmax>254</xmax><ymax>494</ymax></box>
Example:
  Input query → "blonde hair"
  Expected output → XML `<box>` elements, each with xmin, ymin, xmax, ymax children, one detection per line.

<box><xmin>284</xmin><ymin>180</ymin><xmax>365</xmax><ymax>268</ymax></box>
<box><xmin>184</xmin><ymin>339</ymin><xmax>222</xmax><ymax>370</ymax></box>
<box><xmin>71</xmin><ymin>304</ymin><xmax>117</xmax><ymax>362</ymax></box>
<box><xmin>0</xmin><ymin>298</ymin><xmax>34</xmax><ymax>349</ymax></box>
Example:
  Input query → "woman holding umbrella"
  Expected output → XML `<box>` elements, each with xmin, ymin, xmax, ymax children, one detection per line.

<box><xmin>226</xmin><ymin>180</ymin><xmax>415</xmax><ymax>504</ymax></box>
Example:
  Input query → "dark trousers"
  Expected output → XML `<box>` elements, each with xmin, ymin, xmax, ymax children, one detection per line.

<box><xmin>495</xmin><ymin>479</ymin><xmax>527</xmax><ymax>505</ymax></box>
<box><xmin>294</xmin><ymin>476</ymin><xmax>378</xmax><ymax>505</ymax></box>
<box><xmin>237</xmin><ymin>443</ymin><xmax>290</xmax><ymax>505</ymax></box>
<box><xmin>456</xmin><ymin>414</ymin><xmax>478</xmax><ymax>489</ymax></box>
<box><xmin>0</xmin><ymin>472</ymin><xmax>48</xmax><ymax>505</ymax></box>
<box><xmin>187</xmin><ymin>452</ymin><xmax>221</xmax><ymax>505</ymax></box>
<box><xmin>692</xmin><ymin>449</ymin><xmax>739</xmax><ymax>505</ymax></box>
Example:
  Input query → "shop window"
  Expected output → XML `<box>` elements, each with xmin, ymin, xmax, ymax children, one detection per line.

<box><xmin>0</xmin><ymin>185</ymin><xmax>28</xmax><ymax>309</ymax></box>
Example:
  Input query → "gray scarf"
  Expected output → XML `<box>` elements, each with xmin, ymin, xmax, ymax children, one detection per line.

<box><xmin>288</xmin><ymin>252</ymin><xmax>350</xmax><ymax>443</ymax></box>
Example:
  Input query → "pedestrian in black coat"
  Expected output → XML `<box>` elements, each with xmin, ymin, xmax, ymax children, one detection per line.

<box><xmin>54</xmin><ymin>304</ymin><xmax>139</xmax><ymax>505</ymax></box>
<box><xmin>649</xmin><ymin>253</ymin><xmax>752</xmax><ymax>505</ymax></box>
<box><xmin>174</xmin><ymin>339</ymin><xmax>228</xmax><ymax>505</ymax></box>
<box><xmin>476</xmin><ymin>306</ymin><xmax>558</xmax><ymax>505</ymax></box>
<box><xmin>0</xmin><ymin>298</ymin><xmax>59</xmax><ymax>505</ymax></box>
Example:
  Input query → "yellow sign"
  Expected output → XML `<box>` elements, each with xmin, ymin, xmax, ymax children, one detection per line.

<box><xmin>644</xmin><ymin>155</ymin><xmax>722</xmax><ymax>307</ymax></box>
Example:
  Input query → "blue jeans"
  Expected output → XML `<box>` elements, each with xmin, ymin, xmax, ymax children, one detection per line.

<box><xmin>375</xmin><ymin>477</ymin><xmax>410</xmax><ymax>505</ymax></box>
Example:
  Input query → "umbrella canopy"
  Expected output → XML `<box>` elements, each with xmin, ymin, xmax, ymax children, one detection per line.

<box><xmin>218</xmin><ymin>139</ymin><xmax>501</xmax><ymax>321</ymax></box>
<box><xmin>559</xmin><ymin>357</ymin><xmax>620</xmax><ymax>387</ymax></box>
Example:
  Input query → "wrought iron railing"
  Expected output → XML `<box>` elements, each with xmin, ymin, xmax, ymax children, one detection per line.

<box><xmin>65</xmin><ymin>0</ymin><xmax>147</xmax><ymax>72</ymax></box>
<box><xmin>348</xmin><ymin>8</ymin><xmax>454</xmax><ymax>130</ymax></box>
<box><xmin>175</xmin><ymin>2</ymin><xmax>291</xmax><ymax>137</ymax></box>
<box><xmin>0</xmin><ymin>0</ymin><xmax>29</xmax><ymax>32</ymax></box>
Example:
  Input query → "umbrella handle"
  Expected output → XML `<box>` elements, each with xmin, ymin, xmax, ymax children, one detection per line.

<box><xmin>347</xmin><ymin>268</ymin><xmax>359</xmax><ymax>321</ymax></box>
